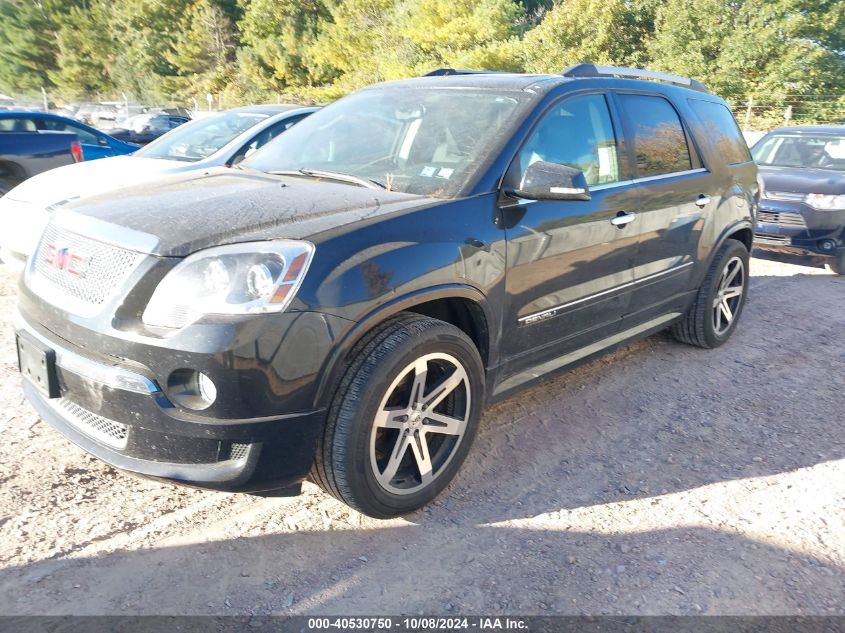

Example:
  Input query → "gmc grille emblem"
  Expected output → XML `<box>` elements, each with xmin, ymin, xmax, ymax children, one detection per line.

<box><xmin>44</xmin><ymin>244</ymin><xmax>88</xmax><ymax>276</ymax></box>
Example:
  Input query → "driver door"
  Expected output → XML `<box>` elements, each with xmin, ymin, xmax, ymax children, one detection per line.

<box><xmin>499</xmin><ymin>93</ymin><xmax>640</xmax><ymax>381</ymax></box>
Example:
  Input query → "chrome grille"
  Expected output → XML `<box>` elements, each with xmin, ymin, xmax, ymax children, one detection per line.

<box><xmin>229</xmin><ymin>442</ymin><xmax>250</xmax><ymax>461</ymax></box>
<box><xmin>758</xmin><ymin>210</ymin><xmax>807</xmax><ymax>228</ymax></box>
<box><xmin>765</xmin><ymin>191</ymin><xmax>806</xmax><ymax>202</ymax></box>
<box><xmin>52</xmin><ymin>398</ymin><xmax>128</xmax><ymax>449</ymax></box>
<box><xmin>756</xmin><ymin>234</ymin><xmax>792</xmax><ymax>245</ymax></box>
<box><xmin>33</xmin><ymin>223</ymin><xmax>140</xmax><ymax>307</ymax></box>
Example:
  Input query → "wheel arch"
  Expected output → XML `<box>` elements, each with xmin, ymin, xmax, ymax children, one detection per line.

<box><xmin>0</xmin><ymin>160</ymin><xmax>25</xmax><ymax>190</ymax></box>
<box><xmin>312</xmin><ymin>284</ymin><xmax>495</xmax><ymax>411</ymax></box>
<box><xmin>697</xmin><ymin>220</ymin><xmax>753</xmax><ymax>284</ymax></box>
<box><xmin>726</xmin><ymin>225</ymin><xmax>753</xmax><ymax>252</ymax></box>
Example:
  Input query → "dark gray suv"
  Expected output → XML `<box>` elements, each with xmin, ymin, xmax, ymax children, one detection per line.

<box><xmin>15</xmin><ymin>65</ymin><xmax>758</xmax><ymax>517</ymax></box>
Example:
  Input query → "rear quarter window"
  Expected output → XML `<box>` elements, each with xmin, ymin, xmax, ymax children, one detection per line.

<box><xmin>617</xmin><ymin>94</ymin><xmax>693</xmax><ymax>178</ymax></box>
<box><xmin>688</xmin><ymin>99</ymin><xmax>752</xmax><ymax>165</ymax></box>
<box><xmin>0</xmin><ymin>117</ymin><xmax>37</xmax><ymax>132</ymax></box>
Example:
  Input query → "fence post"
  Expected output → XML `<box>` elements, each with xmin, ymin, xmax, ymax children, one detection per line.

<box><xmin>743</xmin><ymin>95</ymin><xmax>753</xmax><ymax>130</ymax></box>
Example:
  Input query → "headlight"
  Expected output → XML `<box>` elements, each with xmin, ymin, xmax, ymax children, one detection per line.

<box><xmin>805</xmin><ymin>193</ymin><xmax>845</xmax><ymax>210</ymax></box>
<box><xmin>142</xmin><ymin>240</ymin><xmax>314</xmax><ymax>329</ymax></box>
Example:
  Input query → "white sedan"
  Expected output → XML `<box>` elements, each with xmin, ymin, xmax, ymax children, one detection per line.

<box><xmin>0</xmin><ymin>104</ymin><xmax>318</xmax><ymax>266</ymax></box>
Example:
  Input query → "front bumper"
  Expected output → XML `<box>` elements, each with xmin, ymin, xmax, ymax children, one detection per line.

<box><xmin>755</xmin><ymin>198</ymin><xmax>845</xmax><ymax>257</ymax></box>
<box><xmin>15</xmin><ymin>309</ymin><xmax>332</xmax><ymax>492</ymax></box>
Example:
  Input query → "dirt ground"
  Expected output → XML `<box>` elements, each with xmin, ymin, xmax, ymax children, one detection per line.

<box><xmin>0</xmin><ymin>253</ymin><xmax>843</xmax><ymax>616</ymax></box>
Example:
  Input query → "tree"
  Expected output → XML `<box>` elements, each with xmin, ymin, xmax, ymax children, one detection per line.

<box><xmin>236</xmin><ymin>0</ymin><xmax>328</xmax><ymax>93</ymax></box>
<box><xmin>0</xmin><ymin>0</ymin><xmax>62</xmax><ymax>94</ymax></box>
<box><xmin>50</xmin><ymin>2</ymin><xmax>115</xmax><ymax>97</ymax></box>
<box><xmin>520</xmin><ymin>0</ymin><xmax>657</xmax><ymax>73</ymax></box>
<box><xmin>167</xmin><ymin>0</ymin><xmax>239</xmax><ymax>97</ymax></box>
<box><xmin>306</xmin><ymin>0</ymin><xmax>526</xmax><ymax>99</ymax></box>
<box><xmin>400</xmin><ymin>0</ymin><xmax>526</xmax><ymax>70</ymax></box>
<box><xmin>101</xmin><ymin>0</ymin><xmax>192</xmax><ymax>102</ymax></box>
<box><xmin>648</xmin><ymin>0</ymin><xmax>845</xmax><ymax>122</ymax></box>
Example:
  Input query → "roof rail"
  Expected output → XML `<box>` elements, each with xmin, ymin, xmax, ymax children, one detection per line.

<box><xmin>561</xmin><ymin>64</ymin><xmax>708</xmax><ymax>93</ymax></box>
<box><xmin>423</xmin><ymin>68</ymin><xmax>505</xmax><ymax>77</ymax></box>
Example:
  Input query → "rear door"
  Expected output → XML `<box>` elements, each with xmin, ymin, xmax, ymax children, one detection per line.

<box><xmin>615</xmin><ymin>92</ymin><xmax>719</xmax><ymax>321</ymax></box>
<box><xmin>500</xmin><ymin>92</ymin><xmax>640</xmax><ymax>382</ymax></box>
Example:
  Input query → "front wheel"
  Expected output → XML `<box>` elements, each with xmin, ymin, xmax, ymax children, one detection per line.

<box><xmin>672</xmin><ymin>239</ymin><xmax>750</xmax><ymax>348</ymax></box>
<box><xmin>311</xmin><ymin>314</ymin><xmax>484</xmax><ymax>518</ymax></box>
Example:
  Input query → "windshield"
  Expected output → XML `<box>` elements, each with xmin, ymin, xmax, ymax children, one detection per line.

<box><xmin>752</xmin><ymin>133</ymin><xmax>845</xmax><ymax>171</ymax></box>
<box><xmin>243</xmin><ymin>88</ymin><xmax>530</xmax><ymax>197</ymax></box>
<box><xmin>136</xmin><ymin>111</ymin><xmax>266</xmax><ymax>162</ymax></box>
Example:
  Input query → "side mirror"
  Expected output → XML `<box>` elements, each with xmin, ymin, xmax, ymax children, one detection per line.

<box><xmin>510</xmin><ymin>161</ymin><xmax>591</xmax><ymax>201</ymax></box>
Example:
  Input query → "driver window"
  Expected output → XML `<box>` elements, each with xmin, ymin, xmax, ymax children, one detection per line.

<box><xmin>519</xmin><ymin>94</ymin><xmax>620</xmax><ymax>186</ymax></box>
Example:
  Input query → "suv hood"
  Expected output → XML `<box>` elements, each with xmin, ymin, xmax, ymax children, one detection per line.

<box><xmin>759</xmin><ymin>165</ymin><xmax>845</xmax><ymax>196</ymax></box>
<box><xmin>57</xmin><ymin>167</ymin><xmax>435</xmax><ymax>257</ymax></box>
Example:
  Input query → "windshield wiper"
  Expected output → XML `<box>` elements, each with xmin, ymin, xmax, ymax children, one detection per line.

<box><xmin>268</xmin><ymin>169</ymin><xmax>385</xmax><ymax>190</ymax></box>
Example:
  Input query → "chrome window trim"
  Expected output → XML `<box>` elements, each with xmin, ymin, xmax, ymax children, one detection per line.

<box><xmin>589</xmin><ymin>168</ymin><xmax>707</xmax><ymax>192</ymax></box>
<box><xmin>519</xmin><ymin>261</ymin><xmax>694</xmax><ymax>324</ymax></box>
<box><xmin>590</xmin><ymin>179</ymin><xmax>634</xmax><ymax>192</ymax></box>
<box><xmin>632</xmin><ymin>167</ymin><xmax>707</xmax><ymax>184</ymax></box>
<box><xmin>14</xmin><ymin>308</ymin><xmax>160</xmax><ymax>395</ymax></box>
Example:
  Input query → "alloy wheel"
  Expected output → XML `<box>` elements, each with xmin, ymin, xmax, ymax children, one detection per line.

<box><xmin>712</xmin><ymin>256</ymin><xmax>745</xmax><ymax>335</ymax></box>
<box><xmin>369</xmin><ymin>352</ymin><xmax>471</xmax><ymax>495</ymax></box>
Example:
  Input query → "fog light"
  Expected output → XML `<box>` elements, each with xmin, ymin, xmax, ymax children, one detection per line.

<box><xmin>167</xmin><ymin>369</ymin><xmax>217</xmax><ymax>410</ymax></box>
<box><xmin>819</xmin><ymin>239</ymin><xmax>836</xmax><ymax>252</ymax></box>
<box><xmin>198</xmin><ymin>372</ymin><xmax>217</xmax><ymax>403</ymax></box>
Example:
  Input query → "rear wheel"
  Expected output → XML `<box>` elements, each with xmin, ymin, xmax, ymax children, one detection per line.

<box><xmin>826</xmin><ymin>253</ymin><xmax>845</xmax><ymax>275</ymax></box>
<box><xmin>311</xmin><ymin>313</ymin><xmax>484</xmax><ymax>518</ymax></box>
<box><xmin>672</xmin><ymin>239</ymin><xmax>749</xmax><ymax>348</ymax></box>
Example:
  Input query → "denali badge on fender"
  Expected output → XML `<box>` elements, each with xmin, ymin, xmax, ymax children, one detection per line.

<box><xmin>16</xmin><ymin>64</ymin><xmax>758</xmax><ymax>518</ymax></box>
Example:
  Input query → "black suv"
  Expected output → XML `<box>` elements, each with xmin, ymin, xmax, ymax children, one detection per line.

<box><xmin>15</xmin><ymin>65</ymin><xmax>757</xmax><ymax>518</ymax></box>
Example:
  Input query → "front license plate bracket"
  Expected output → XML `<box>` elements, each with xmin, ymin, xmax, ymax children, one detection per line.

<box><xmin>16</xmin><ymin>331</ymin><xmax>60</xmax><ymax>399</ymax></box>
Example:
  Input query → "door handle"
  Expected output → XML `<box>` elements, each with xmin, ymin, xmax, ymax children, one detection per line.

<box><xmin>610</xmin><ymin>212</ymin><xmax>636</xmax><ymax>227</ymax></box>
<box><xmin>695</xmin><ymin>194</ymin><xmax>711</xmax><ymax>208</ymax></box>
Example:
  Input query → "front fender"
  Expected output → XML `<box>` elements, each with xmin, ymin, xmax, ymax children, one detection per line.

<box><xmin>310</xmin><ymin>282</ymin><xmax>496</xmax><ymax>412</ymax></box>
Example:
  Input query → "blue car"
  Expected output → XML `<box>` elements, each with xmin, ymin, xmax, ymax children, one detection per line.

<box><xmin>0</xmin><ymin>112</ymin><xmax>139</xmax><ymax>160</ymax></box>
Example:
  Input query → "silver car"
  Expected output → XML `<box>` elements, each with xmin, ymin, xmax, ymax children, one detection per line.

<box><xmin>0</xmin><ymin>105</ymin><xmax>319</xmax><ymax>266</ymax></box>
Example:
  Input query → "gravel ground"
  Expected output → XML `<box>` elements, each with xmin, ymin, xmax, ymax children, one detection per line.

<box><xmin>0</xmin><ymin>253</ymin><xmax>843</xmax><ymax>616</ymax></box>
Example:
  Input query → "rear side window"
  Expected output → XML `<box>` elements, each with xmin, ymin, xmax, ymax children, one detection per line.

<box><xmin>0</xmin><ymin>117</ymin><xmax>37</xmax><ymax>132</ymax></box>
<box><xmin>618</xmin><ymin>94</ymin><xmax>692</xmax><ymax>178</ymax></box>
<box><xmin>688</xmin><ymin>99</ymin><xmax>752</xmax><ymax>165</ymax></box>
<box><xmin>41</xmin><ymin>119</ymin><xmax>100</xmax><ymax>145</ymax></box>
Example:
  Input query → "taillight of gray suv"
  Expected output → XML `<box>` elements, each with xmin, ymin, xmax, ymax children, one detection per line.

<box><xmin>15</xmin><ymin>65</ymin><xmax>758</xmax><ymax>517</ymax></box>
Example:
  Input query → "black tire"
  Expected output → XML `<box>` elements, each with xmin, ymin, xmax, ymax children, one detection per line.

<box><xmin>311</xmin><ymin>313</ymin><xmax>484</xmax><ymax>518</ymax></box>
<box><xmin>0</xmin><ymin>179</ymin><xmax>11</xmax><ymax>197</ymax></box>
<box><xmin>826</xmin><ymin>253</ymin><xmax>845</xmax><ymax>276</ymax></box>
<box><xmin>671</xmin><ymin>239</ymin><xmax>749</xmax><ymax>349</ymax></box>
